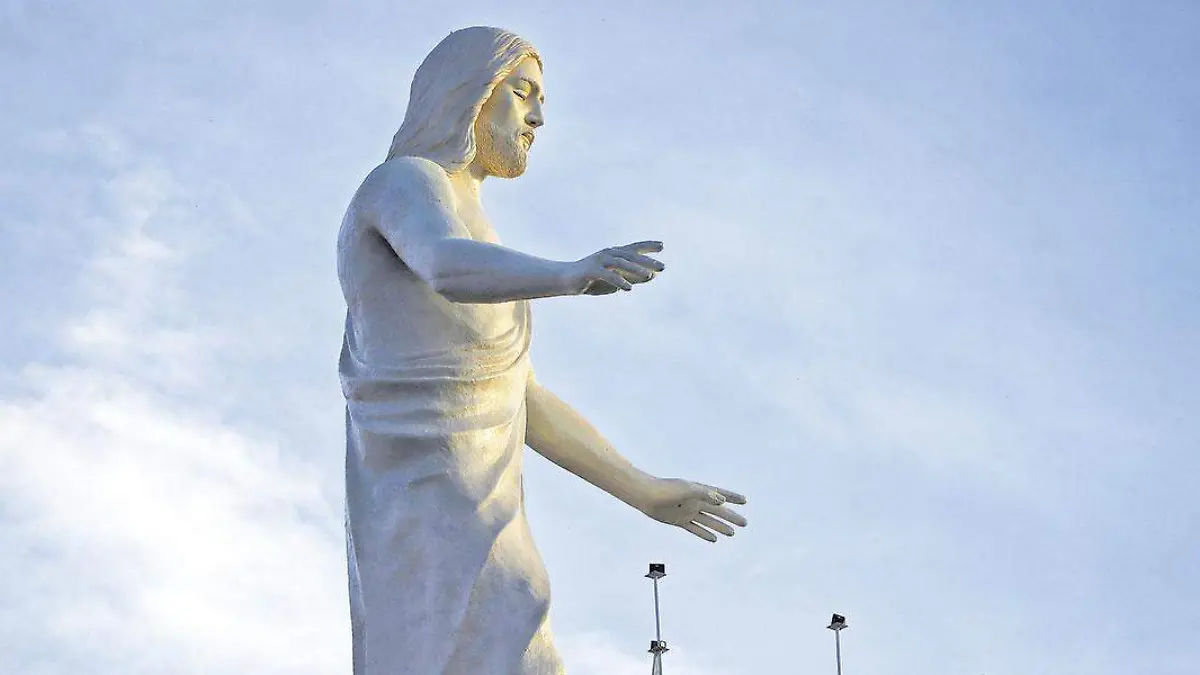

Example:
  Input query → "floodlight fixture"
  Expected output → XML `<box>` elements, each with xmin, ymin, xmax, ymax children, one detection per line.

<box><xmin>826</xmin><ymin>613</ymin><xmax>848</xmax><ymax>675</ymax></box>
<box><xmin>645</xmin><ymin>563</ymin><xmax>668</xmax><ymax>674</ymax></box>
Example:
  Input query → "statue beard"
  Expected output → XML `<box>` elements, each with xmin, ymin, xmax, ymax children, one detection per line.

<box><xmin>474</xmin><ymin>121</ymin><xmax>528</xmax><ymax>179</ymax></box>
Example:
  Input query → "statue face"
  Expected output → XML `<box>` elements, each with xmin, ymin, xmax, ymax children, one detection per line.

<box><xmin>473</xmin><ymin>56</ymin><xmax>545</xmax><ymax>179</ymax></box>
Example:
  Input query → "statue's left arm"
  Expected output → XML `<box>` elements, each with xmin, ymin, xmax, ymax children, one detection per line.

<box><xmin>524</xmin><ymin>371</ymin><xmax>747</xmax><ymax>542</ymax></box>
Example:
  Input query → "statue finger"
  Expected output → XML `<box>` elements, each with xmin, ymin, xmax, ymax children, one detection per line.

<box><xmin>700</xmin><ymin>484</ymin><xmax>747</xmax><ymax>505</ymax></box>
<box><xmin>601</xmin><ymin>252</ymin><xmax>652</xmax><ymax>274</ymax></box>
<box><xmin>601</xmin><ymin>255</ymin><xmax>654</xmax><ymax>283</ymax></box>
<box><xmin>695</xmin><ymin>513</ymin><xmax>736</xmax><ymax>537</ymax></box>
<box><xmin>599</xmin><ymin>270</ymin><xmax>633</xmax><ymax>291</ymax></box>
<box><xmin>614</xmin><ymin>268</ymin><xmax>656</xmax><ymax>284</ymax></box>
<box><xmin>699</xmin><ymin>504</ymin><xmax>747</xmax><ymax>528</ymax></box>
<box><xmin>619</xmin><ymin>240</ymin><xmax>663</xmax><ymax>254</ymax></box>
<box><xmin>585</xmin><ymin>280</ymin><xmax>621</xmax><ymax>295</ymax></box>
<box><xmin>682</xmin><ymin>521</ymin><xmax>717</xmax><ymax>542</ymax></box>
<box><xmin>609</xmin><ymin>250</ymin><xmax>665</xmax><ymax>272</ymax></box>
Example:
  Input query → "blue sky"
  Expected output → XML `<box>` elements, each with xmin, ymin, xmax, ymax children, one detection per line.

<box><xmin>2</xmin><ymin>1</ymin><xmax>1198</xmax><ymax>673</ymax></box>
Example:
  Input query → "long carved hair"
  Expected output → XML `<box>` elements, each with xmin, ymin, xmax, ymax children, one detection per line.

<box><xmin>386</xmin><ymin>26</ymin><xmax>541</xmax><ymax>172</ymax></box>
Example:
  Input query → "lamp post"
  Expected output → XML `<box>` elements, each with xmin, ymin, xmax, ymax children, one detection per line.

<box><xmin>646</xmin><ymin>563</ymin><xmax>668</xmax><ymax>675</ymax></box>
<box><xmin>826</xmin><ymin>613</ymin><xmax>848</xmax><ymax>675</ymax></box>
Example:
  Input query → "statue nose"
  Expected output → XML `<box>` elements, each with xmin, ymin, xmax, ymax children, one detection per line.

<box><xmin>526</xmin><ymin>101</ymin><xmax>544</xmax><ymax>129</ymax></box>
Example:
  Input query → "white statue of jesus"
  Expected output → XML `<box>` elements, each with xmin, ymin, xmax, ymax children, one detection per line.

<box><xmin>337</xmin><ymin>26</ymin><xmax>747</xmax><ymax>675</ymax></box>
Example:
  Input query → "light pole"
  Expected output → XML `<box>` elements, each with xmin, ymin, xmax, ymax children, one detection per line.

<box><xmin>827</xmin><ymin>613</ymin><xmax>848</xmax><ymax>675</ymax></box>
<box><xmin>645</xmin><ymin>563</ymin><xmax>668</xmax><ymax>675</ymax></box>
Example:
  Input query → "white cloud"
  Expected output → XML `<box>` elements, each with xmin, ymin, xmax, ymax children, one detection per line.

<box><xmin>0</xmin><ymin>131</ymin><xmax>346</xmax><ymax>674</ymax></box>
<box><xmin>0</xmin><ymin>366</ymin><xmax>346</xmax><ymax>674</ymax></box>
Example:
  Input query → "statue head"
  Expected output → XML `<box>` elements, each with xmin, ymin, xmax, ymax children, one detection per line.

<box><xmin>387</xmin><ymin>26</ymin><xmax>544</xmax><ymax>178</ymax></box>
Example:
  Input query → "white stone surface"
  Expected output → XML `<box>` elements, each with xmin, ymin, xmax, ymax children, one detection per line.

<box><xmin>337</xmin><ymin>26</ymin><xmax>747</xmax><ymax>675</ymax></box>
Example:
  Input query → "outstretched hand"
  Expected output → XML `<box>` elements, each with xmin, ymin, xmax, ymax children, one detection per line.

<box><xmin>635</xmin><ymin>477</ymin><xmax>748</xmax><ymax>543</ymax></box>
<box><xmin>567</xmin><ymin>241</ymin><xmax>665</xmax><ymax>295</ymax></box>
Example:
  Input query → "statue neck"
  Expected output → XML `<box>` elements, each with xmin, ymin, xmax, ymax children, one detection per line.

<box><xmin>447</xmin><ymin>167</ymin><xmax>486</xmax><ymax>209</ymax></box>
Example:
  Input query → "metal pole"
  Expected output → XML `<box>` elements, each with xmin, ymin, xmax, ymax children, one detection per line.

<box><xmin>834</xmin><ymin>628</ymin><xmax>842</xmax><ymax>675</ymax></box>
<box><xmin>646</xmin><ymin>563</ymin><xmax>668</xmax><ymax>674</ymax></box>
<box><xmin>652</xmin><ymin>578</ymin><xmax>663</xmax><ymax>643</ymax></box>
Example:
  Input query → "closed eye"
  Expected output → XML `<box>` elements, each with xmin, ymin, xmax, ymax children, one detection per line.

<box><xmin>513</xmin><ymin>89</ymin><xmax>529</xmax><ymax>100</ymax></box>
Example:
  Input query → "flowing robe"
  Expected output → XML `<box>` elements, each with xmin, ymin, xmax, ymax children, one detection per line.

<box><xmin>337</xmin><ymin>185</ymin><xmax>564</xmax><ymax>675</ymax></box>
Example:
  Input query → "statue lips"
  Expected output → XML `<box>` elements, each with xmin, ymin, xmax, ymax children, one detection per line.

<box><xmin>520</xmin><ymin>131</ymin><xmax>535</xmax><ymax>149</ymax></box>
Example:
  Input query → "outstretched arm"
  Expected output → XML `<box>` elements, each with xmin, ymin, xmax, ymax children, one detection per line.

<box><xmin>525</xmin><ymin>372</ymin><xmax>747</xmax><ymax>542</ymax></box>
<box><xmin>359</xmin><ymin>158</ymin><xmax>664</xmax><ymax>303</ymax></box>
<box><xmin>525</xmin><ymin>373</ymin><xmax>654</xmax><ymax>507</ymax></box>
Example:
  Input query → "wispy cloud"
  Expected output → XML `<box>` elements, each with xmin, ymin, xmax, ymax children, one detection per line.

<box><xmin>0</xmin><ymin>130</ymin><xmax>346</xmax><ymax>674</ymax></box>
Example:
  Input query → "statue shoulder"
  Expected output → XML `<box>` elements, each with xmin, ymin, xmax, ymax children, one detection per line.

<box><xmin>361</xmin><ymin>156</ymin><xmax>454</xmax><ymax>205</ymax></box>
<box><xmin>349</xmin><ymin>157</ymin><xmax>461</xmax><ymax>240</ymax></box>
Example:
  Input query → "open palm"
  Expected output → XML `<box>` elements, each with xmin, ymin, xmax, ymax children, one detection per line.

<box><xmin>637</xmin><ymin>478</ymin><xmax>748</xmax><ymax>542</ymax></box>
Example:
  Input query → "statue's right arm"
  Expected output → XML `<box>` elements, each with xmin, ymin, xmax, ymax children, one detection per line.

<box><xmin>357</xmin><ymin>158</ymin><xmax>664</xmax><ymax>303</ymax></box>
<box><xmin>356</xmin><ymin>158</ymin><xmax>577</xmax><ymax>303</ymax></box>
